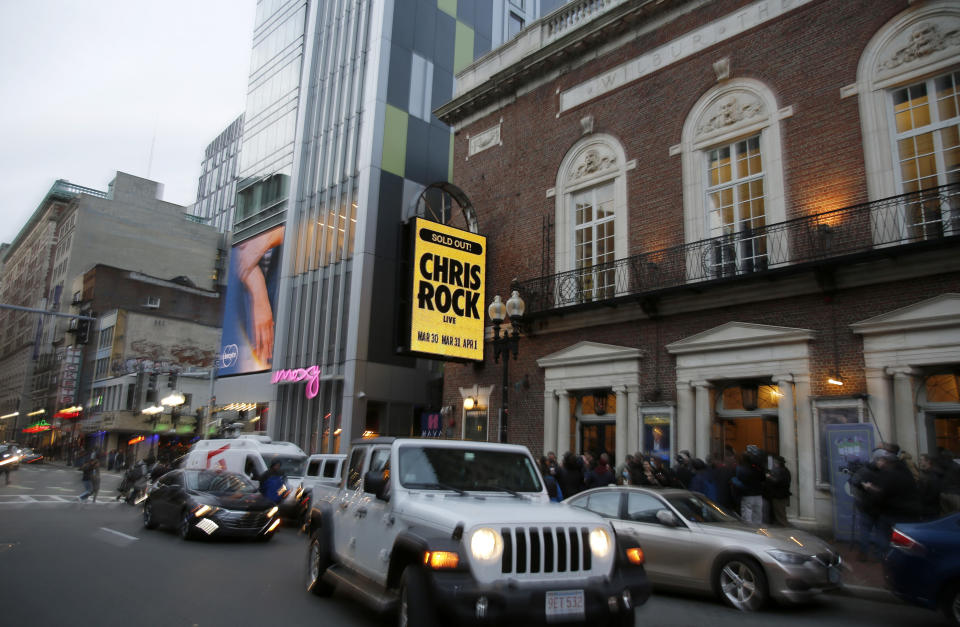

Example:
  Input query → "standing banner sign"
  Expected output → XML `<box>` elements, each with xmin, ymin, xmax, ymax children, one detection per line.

<box><xmin>826</xmin><ymin>423</ymin><xmax>875</xmax><ymax>543</ymax></box>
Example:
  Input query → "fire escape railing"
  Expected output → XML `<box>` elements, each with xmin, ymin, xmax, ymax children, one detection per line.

<box><xmin>519</xmin><ymin>182</ymin><xmax>960</xmax><ymax>315</ymax></box>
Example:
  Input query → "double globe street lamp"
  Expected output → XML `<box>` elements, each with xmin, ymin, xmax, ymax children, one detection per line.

<box><xmin>488</xmin><ymin>289</ymin><xmax>525</xmax><ymax>443</ymax></box>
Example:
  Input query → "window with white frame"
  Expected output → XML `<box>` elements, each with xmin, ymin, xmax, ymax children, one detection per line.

<box><xmin>889</xmin><ymin>70</ymin><xmax>960</xmax><ymax>239</ymax></box>
<box><xmin>681</xmin><ymin>79</ymin><xmax>787</xmax><ymax>278</ymax></box>
<box><xmin>573</xmin><ymin>182</ymin><xmax>616</xmax><ymax>302</ymax></box>
<box><xmin>553</xmin><ymin>135</ymin><xmax>630</xmax><ymax>307</ymax></box>
<box><xmin>856</xmin><ymin>0</ymin><xmax>959</xmax><ymax>219</ymax></box>
<box><xmin>705</xmin><ymin>135</ymin><xmax>767</xmax><ymax>275</ymax></box>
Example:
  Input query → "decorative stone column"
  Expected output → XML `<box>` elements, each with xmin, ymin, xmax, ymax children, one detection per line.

<box><xmin>793</xmin><ymin>374</ymin><xmax>816</xmax><ymax>521</ymax></box>
<box><xmin>772</xmin><ymin>374</ymin><xmax>798</xmax><ymax>518</ymax></box>
<box><xmin>614</xmin><ymin>385</ymin><xmax>627</xmax><ymax>468</ymax></box>
<box><xmin>676</xmin><ymin>381</ymin><xmax>695</xmax><ymax>456</ymax></box>
<box><xmin>865</xmin><ymin>367</ymin><xmax>894</xmax><ymax>448</ymax></box>
<box><xmin>556</xmin><ymin>390</ymin><xmax>571</xmax><ymax>455</ymax></box>
<box><xmin>888</xmin><ymin>366</ymin><xmax>920</xmax><ymax>458</ymax></box>
<box><xmin>693</xmin><ymin>381</ymin><xmax>712</xmax><ymax>459</ymax></box>
<box><xmin>543</xmin><ymin>388</ymin><xmax>558</xmax><ymax>457</ymax></box>
<box><xmin>626</xmin><ymin>384</ymin><xmax>641</xmax><ymax>455</ymax></box>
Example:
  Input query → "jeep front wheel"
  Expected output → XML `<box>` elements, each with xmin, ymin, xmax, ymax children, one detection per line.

<box><xmin>307</xmin><ymin>530</ymin><xmax>335</xmax><ymax>597</ymax></box>
<box><xmin>398</xmin><ymin>566</ymin><xmax>437</xmax><ymax>627</ymax></box>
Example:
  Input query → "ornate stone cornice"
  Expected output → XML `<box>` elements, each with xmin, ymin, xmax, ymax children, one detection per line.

<box><xmin>696</xmin><ymin>94</ymin><xmax>765</xmax><ymax>138</ymax></box>
<box><xmin>879</xmin><ymin>22</ymin><xmax>960</xmax><ymax>72</ymax></box>
<box><xmin>568</xmin><ymin>146</ymin><xmax>617</xmax><ymax>185</ymax></box>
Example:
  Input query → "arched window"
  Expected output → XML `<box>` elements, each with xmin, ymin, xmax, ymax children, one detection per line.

<box><xmin>680</xmin><ymin>79</ymin><xmax>787</xmax><ymax>278</ymax></box>
<box><xmin>856</xmin><ymin>0</ymin><xmax>960</xmax><ymax>239</ymax></box>
<box><xmin>553</xmin><ymin>133</ymin><xmax>630</xmax><ymax>305</ymax></box>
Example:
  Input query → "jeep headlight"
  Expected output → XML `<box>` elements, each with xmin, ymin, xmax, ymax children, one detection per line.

<box><xmin>589</xmin><ymin>527</ymin><xmax>612</xmax><ymax>558</ymax></box>
<box><xmin>470</xmin><ymin>528</ymin><xmax>503</xmax><ymax>562</ymax></box>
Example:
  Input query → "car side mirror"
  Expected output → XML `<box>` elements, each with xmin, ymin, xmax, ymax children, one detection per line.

<box><xmin>656</xmin><ymin>509</ymin><xmax>681</xmax><ymax>527</ymax></box>
<box><xmin>364</xmin><ymin>471</ymin><xmax>390</xmax><ymax>502</ymax></box>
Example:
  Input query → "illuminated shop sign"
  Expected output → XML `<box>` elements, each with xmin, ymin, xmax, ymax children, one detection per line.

<box><xmin>408</xmin><ymin>218</ymin><xmax>486</xmax><ymax>361</ymax></box>
<box><xmin>272</xmin><ymin>365</ymin><xmax>321</xmax><ymax>399</ymax></box>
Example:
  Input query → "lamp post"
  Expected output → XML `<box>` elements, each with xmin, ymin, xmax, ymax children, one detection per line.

<box><xmin>488</xmin><ymin>289</ymin><xmax>525</xmax><ymax>443</ymax></box>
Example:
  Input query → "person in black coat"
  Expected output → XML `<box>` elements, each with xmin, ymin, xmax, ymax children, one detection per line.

<box><xmin>586</xmin><ymin>453</ymin><xmax>615</xmax><ymax>488</ymax></box>
<box><xmin>732</xmin><ymin>445</ymin><xmax>765</xmax><ymax>524</ymax></box>
<box><xmin>765</xmin><ymin>455</ymin><xmax>792</xmax><ymax>526</ymax></box>
<box><xmin>916</xmin><ymin>453</ymin><xmax>943</xmax><ymax>520</ymax></box>
<box><xmin>559</xmin><ymin>452</ymin><xmax>585</xmax><ymax>498</ymax></box>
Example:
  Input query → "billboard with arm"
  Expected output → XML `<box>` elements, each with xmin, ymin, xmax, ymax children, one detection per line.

<box><xmin>219</xmin><ymin>225</ymin><xmax>285</xmax><ymax>376</ymax></box>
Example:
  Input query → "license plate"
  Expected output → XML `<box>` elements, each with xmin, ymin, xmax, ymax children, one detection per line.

<box><xmin>545</xmin><ymin>590</ymin><xmax>584</xmax><ymax>622</ymax></box>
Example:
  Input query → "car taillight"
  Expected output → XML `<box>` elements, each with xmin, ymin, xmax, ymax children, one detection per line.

<box><xmin>890</xmin><ymin>528</ymin><xmax>925</xmax><ymax>554</ymax></box>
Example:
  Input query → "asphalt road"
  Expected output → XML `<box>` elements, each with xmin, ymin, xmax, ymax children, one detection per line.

<box><xmin>0</xmin><ymin>463</ymin><xmax>949</xmax><ymax>627</ymax></box>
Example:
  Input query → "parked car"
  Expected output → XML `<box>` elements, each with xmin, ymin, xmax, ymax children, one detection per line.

<box><xmin>143</xmin><ymin>469</ymin><xmax>282</xmax><ymax>542</ymax></box>
<box><xmin>19</xmin><ymin>448</ymin><xmax>43</xmax><ymax>464</ymax></box>
<box><xmin>564</xmin><ymin>486</ymin><xmax>842</xmax><ymax>611</ymax></box>
<box><xmin>883</xmin><ymin>513</ymin><xmax>960</xmax><ymax>625</ymax></box>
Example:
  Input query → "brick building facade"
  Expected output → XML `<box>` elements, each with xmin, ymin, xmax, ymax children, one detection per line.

<box><xmin>437</xmin><ymin>0</ymin><xmax>960</xmax><ymax>532</ymax></box>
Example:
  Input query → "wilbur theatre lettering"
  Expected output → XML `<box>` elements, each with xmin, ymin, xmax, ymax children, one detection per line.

<box><xmin>409</xmin><ymin>217</ymin><xmax>486</xmax><ymax>361</ymax></box>
<box><xmin>272</xmin><ymin>365</ymin><xmax>321</xmax><ymax>399</ymax></box>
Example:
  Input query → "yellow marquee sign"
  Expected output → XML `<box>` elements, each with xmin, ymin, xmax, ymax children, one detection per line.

<box><xmin>409</xmin><ymin>217</ymin><xmax>486</xmax><ymax>361</ymax></box>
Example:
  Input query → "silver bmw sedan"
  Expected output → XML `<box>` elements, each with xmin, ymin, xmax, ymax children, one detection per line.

<box><xmin>564</xmin><ymin>486</ymin><xmax>842</xmax><ymax>611</ymax></box>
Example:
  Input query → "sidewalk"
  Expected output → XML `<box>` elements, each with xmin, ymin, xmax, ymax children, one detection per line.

<box><xmin>827</xmin><ymin>540</ymin><xmax>899</xmax><ymax>604</ymax></box>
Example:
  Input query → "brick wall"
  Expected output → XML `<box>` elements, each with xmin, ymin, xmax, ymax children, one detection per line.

<box><xmin>439</xmin><ymin>0</ymin><xmax>960</xmax><ymax>456</ymax></box>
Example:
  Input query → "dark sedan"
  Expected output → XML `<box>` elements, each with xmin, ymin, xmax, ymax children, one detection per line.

<box><xmin>143</xmin><ymin>469</ymin><xmax>282</xmax><ymax>541</ymax></box>
<box><xmin>883</xmin><ymin>513</ymin><xmax>960</xmax><ymax>625</ymax></box>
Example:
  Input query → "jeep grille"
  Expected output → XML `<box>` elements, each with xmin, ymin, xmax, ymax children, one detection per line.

<box><xmin>500</xmin><ymin>526</ymin><xmax>593</xmax><ymax>575</ymax></box>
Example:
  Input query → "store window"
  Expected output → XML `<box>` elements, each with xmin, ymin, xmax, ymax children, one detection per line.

<box><xmin>463</xmin><ymin>408</ymin><xmax>488</xmax><ymax>442</ymax></box>
<box><xmin>640</xmin><ymin>406</ymin><xmax>674</xmax><ymax>463</ymax></box>
<box><xmin>712</xmin><ymin>382</ymin><xmax>780</xmax><ymax>459</ymax></box>
<box><xmin>922</xmin><ymin>372</ymin><xmax>960</xmax><ymax>456</ymax></box>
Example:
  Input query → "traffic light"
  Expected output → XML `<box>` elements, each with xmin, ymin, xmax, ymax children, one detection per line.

<box><xmin>167</xmin><ymin>372</ymin><xmax>178</xmax><ymax>389</ymax></box>
<box><xmin>76</xmin><ymin>319</ymin><xmax>91</xmax><ymax>344</ymax></box>
<box><xmin>146</xmin><ymin>373</ymin><xmax>158</xmax><ymax>403</ymax></box>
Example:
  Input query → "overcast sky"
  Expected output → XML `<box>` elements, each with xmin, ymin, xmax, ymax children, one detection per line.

<box><xmin>0</xmin><ymin>0</ymin><xmax>256</xmax><ymax>246</ymax></box>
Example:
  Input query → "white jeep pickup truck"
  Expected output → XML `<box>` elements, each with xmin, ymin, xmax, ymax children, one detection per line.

<box><xmin>305</xmin><ymin>437</ymin><xmax>650</xmax><ymax>626</ymax></box>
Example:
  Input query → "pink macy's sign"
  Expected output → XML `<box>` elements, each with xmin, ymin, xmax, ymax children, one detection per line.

<box><xmin>271</xmin><ymin>365</ymin><xmax>321</xmax><ymax>399</ymax></box>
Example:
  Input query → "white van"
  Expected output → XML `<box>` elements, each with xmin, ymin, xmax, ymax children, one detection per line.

<box><xmin>185</xmin><ymin>435</ymin><xmax>309</xmax><ymax>521</ymax></box>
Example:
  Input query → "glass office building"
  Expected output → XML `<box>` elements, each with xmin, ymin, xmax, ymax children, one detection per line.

<box><xmin>215</xmin><ymin>0</ymin><xmax>566</xmax><ymax>452</ymax></box>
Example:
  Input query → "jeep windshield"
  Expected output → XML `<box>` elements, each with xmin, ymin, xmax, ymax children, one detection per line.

<box><xmin>398</xmin><ymin>446</ymin><xmax>543</xmax><ymax>493</ymax></box>
<box><xmin>262</xmin><ymin>454</ymin><xmax>307</xmax><ymax>476</ymax></box>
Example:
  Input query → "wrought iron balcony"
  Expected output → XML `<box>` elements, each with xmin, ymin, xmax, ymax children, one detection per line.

<box><xmin>519</xmin><ymin>182</ymin><xmax>960</xmax><ymax>315</ymax></box>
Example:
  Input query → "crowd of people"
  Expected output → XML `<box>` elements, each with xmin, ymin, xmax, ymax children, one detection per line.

<box><xmin>849</xmin><ymin>442</ymin><xmax>960</xmax><ymax>561</ymax></box>
<box><xmin>538</xmin><ymin>440</ymin><xmax>960</xmax><ymax>556</ymax></box>
<box><xmin>539</xmin><ymin>444</ymin><xmax>793</xmax><ymax>526</ymax></box>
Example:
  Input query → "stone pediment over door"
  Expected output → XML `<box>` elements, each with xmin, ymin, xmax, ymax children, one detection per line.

<box><xmin>667</xmin><ymin>322</ymin><xmax>816</xmax><ymax>354</ymax></box>
<box><xmin>538</xmin><ymin>342</ymin><xmax>643</xmax><ymax>391</ymax></box>
<box><xmin>851</xmin><ymin>293</ymin><xmax>960</xmax><ymax>335</ymax></box>
<box><xmin>852</xmin><ymin>294</ymin><xmax>960</xmax><ymax>368</ymax></box>
<box><xmin>667</xmin><ymin>322</ymin><xmax>815</xmax><ymax>382</ymax></box>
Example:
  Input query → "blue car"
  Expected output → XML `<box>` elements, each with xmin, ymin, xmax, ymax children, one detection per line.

<box><xmin>883</xmin><ymin>513</ymin><xmax>960</xmax><ymax>625</ymax></box>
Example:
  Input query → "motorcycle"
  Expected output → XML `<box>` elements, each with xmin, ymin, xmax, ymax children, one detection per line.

<box><xmin>116</xmin><ymin>464</ymin><xmax>150</xmax><ymax>505</ymax></box>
